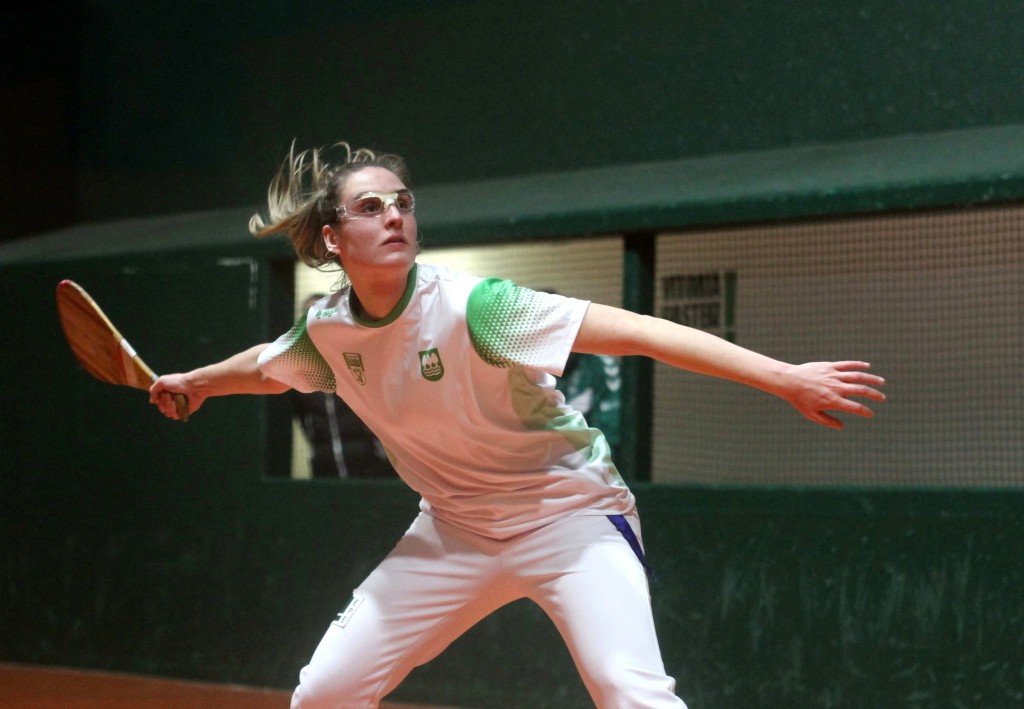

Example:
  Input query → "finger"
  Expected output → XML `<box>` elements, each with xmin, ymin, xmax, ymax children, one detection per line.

<box><xmin>804</xmin><ymin>409</ymin><xmax>844</xmax><ymax>430</ymax></box>
<box><xmin>836</xmin><ymin>399</ymin><xmax>876</xmax><ymax>419</ymax></box>
<box><xmin>840</xmin><ymin>374</ymin><xmax>887</xmax><ymax>391</ymax></box>
<box><xmin>803</xmin><ymin>396</ymin><xmax>877</xmax><ymax>427</ymax></box>
<box><xmin>842</xmin><ymin>383</ymin><xmax>886</xmax><ymax>403</ymax></box>
<box><xmin>173</xmin><ymin>393</ymin><xmax>190</xmax><ymax>422</ymax></box>
<box><xmin>154</xmin><ymin>392</ymin><xmax>169</xmax><ymax>417</ymax></box>
<box><xmin>839</xmin><ymin>368</ymin><xmax>886</xmax><ymax>382</ymax></box>
<box><xmin>158</xmin><ymin>391</ymin><xmax>182</xmax><ymax>420</ymax></box>
<box><xmin>833</xmin><ymin>360</ymin><xmax>873</xmax><ymax>371</ymax></box>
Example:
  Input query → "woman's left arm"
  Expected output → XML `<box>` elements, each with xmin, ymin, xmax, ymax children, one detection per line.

<box><xmin>573</xmin><ymin>303</ymin><xmax>885</xmax><ymax>430</ymax></box>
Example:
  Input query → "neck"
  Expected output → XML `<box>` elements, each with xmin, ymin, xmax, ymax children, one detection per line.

<box><xmin>349</xmin><ymin>266</ymin><xmax>412</xmax><ymax>321</ymax></box>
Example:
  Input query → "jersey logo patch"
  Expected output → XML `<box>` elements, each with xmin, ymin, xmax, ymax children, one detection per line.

<box><xmin>419</xmin><ymin>348</ymin><xmax>445</xmax><ymax>382</ymax></box>
<box><xmin>344</xmin><ymin>352</ymin><xmax>366</xmax><ymax>385</ymax></box>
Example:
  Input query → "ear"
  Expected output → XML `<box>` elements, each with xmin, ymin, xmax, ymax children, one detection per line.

<box><xmin>322</xmin><ymin>223</ymin><xmax>340</xmax><ymax>254</ymax></box>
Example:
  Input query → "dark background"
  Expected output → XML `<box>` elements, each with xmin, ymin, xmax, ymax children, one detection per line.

<box><xmin>4</xmin><ymin>0</ymin><xmax>1023</xmax><ymax>243</ymax></box>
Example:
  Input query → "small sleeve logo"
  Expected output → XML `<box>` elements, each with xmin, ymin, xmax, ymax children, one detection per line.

<box><xmin>419</xmin><ymin>348</ymin><xmax>445</xmax><ymax>382</ymax></box>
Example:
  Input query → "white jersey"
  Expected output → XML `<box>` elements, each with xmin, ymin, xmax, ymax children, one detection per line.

<box><xmin>259</xmin><ymin>262</ymin><xmax>634</xmax><ymax>539</ymax></box>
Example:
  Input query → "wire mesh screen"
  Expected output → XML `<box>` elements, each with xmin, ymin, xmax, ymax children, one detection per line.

<box><xmin>653</xmin><ymin>203</ymin><xmax>1023</xmax><ymax>487</ymax></box>
<box><xmin>417</xmin><ymin>237</ymin><xmax>624</xmax><ymax>307</ymax></box>
<box><xmin>295</xmin><ymin>237</ymin><xmax>624</xmax><ymax>312</ymax></box>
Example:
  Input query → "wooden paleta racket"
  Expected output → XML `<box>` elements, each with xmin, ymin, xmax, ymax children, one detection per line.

<box><xmin>56</xmin><ymin>279</ymin><xmax>189</xmax><ymax>421</ymax></box>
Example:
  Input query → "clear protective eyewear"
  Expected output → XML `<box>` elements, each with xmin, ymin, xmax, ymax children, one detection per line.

<box><xmin>335</xmin><ymin>190</ymin><xmax>415</xmax><ymax>220</ymax></box>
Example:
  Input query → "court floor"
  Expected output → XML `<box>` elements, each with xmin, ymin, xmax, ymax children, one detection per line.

<box><xmin>0</xmin><ymin>662</ymin><xmax>455</xmax><ymax>709</ymax></box>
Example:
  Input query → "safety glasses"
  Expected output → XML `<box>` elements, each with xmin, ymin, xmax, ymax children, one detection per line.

<box><xmin>335</xmin><ymin>190</ymin><xmax>415</xmax><ymax>220</ymax></box>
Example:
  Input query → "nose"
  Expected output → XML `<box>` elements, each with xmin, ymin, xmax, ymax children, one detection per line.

<box><xmin>383</xmin><ymin>202</ymin><xmax>404</xmax><ymax>225</ymax></box>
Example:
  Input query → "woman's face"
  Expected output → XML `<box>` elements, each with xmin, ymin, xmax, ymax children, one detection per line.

<box><xmin>324</xmin><ymin>166</ymin><xmax>418</xmax><ymax>276</ymax></box>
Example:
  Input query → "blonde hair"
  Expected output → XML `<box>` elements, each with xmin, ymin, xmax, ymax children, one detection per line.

<box><xmin>248</xmin><ymin>140</ymin><xmax>410</xmax><ymax>275</ymax></box>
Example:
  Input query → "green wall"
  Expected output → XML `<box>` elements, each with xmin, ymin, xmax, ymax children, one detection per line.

<box><xmin>16</xmin><ymin>0</ymin><xmax>1023</xmax><ymax>226</ymax></box>
<box><xmin>2</xmin><ymin>2</ymin><xmax>1024</xmax><ymax>707</ymax></box>
<box><xmin>77</xmin><ymin>1</ymin><xmax>1024</xmax><ymax>178</ymax></box>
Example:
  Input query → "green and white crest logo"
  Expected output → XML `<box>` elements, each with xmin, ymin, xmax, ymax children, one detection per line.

<box><xmin>419</xmin><ymin>348</ymin><xmax>444</xmax><ymax>382</ymax></box>
<box><xmin>344</xmin><ymin>352</ymin><xmax>366</xmax><ymax>385</ymax></box>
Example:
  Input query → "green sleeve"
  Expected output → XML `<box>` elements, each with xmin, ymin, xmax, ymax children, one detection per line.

<box><xmin>259</xmin><ymin>313</ymin><xmax>337</xmax><ymax>393</ymax></box>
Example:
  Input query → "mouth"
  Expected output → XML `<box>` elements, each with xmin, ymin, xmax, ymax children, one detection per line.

<box><xmin>383</xmin><ymin>233</ymin><xmax>407</xmax><ymax>246</ymax></box>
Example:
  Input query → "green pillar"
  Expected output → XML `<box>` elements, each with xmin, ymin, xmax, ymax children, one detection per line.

<box><xmin>618</xmin><ymin>232</ymin><xmax>655</xmax><ymax>482</ymax></box>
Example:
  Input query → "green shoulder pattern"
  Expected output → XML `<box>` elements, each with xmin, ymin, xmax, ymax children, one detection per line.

<box><xmin>271</xmin><ymin>314</ymin><xmax>336</xmax><ymax>393</ymax></box>
<box><xmin>467</xmin><ymin>278</ymin><xmax>552</xmax><ymax>368</ymax></box>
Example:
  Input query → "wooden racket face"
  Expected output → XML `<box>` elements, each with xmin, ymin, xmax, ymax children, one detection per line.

<box><xmin>56</xmin><ymin>280</ymin><xmax>156</xmax><ymax>391</ymax></box>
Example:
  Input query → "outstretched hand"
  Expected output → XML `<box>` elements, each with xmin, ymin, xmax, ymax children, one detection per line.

<box><xmin>779</xmin><ymin>361</ymin><xmax>885</xmax><ymax>430</ymax></box>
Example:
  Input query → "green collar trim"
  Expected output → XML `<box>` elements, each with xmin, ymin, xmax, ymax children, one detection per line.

<box><xmin>350</xmin><ymin>263</ymin><xmax>418</xmax><ymax>328</ymax></box>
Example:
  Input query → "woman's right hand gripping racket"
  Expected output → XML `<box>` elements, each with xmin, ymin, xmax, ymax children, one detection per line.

<box><xmin>56</xmin><ymin>280</ymin><xmax>190</xmax><ymax>422</ymax></box>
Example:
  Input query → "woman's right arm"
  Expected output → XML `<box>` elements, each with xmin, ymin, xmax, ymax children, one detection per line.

<box><xmin>573</xmin><ymin>303</ymin><xmax>885</xmax><ymax>430</ymax></box>
<box><xmin>149</xmin><ymin>343</ymin><xmax>291</xmax><ymax>420</ymax></box>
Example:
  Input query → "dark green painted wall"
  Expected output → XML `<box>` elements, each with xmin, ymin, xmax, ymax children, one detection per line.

<box><xmin>76</xmin><ymin>1</ymin><xmax>1024</xmax><ymax>182</ymax></box>
<box><xmin>6</xmin><ymin>0</ymin><xmax>1024</xmax><ymax>232</ymax></box>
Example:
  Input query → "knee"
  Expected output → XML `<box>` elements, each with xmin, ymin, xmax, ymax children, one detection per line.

<box><xmin>290</xmin><ymin>677</ymin><xmax>336</xmax><ymax>709</ymax></box>
<box><xmin>290</xmin><ymin>664</ymin><xmax>375</xmax><ymax>709</ymax></box>
<box><xmin>586</xmin><ymin>661</ymin><xmax>685</xmax><ymax>708</ymax></box>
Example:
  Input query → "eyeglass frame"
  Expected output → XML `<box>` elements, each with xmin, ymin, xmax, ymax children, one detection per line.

<box><xmin>334</xmin><ymin>190</ymin><xmax>416</xmax><ymax>221</ymax></box>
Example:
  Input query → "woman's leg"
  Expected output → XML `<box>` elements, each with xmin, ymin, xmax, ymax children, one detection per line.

<box><xmin>291</xmin><ymin>514</ymin><xmax>518</xmax><ymax>709</ymax></box>
<box><xmin>517</xmin><ymin>514</ymin><xmax>688</xmax><ymax>709</ymax></box>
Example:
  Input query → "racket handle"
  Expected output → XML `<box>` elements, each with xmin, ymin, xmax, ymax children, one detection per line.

<box><xmin>172</xmin><ymin>393</ymin><xmax>190</xmax><ymax>422</ymax></box>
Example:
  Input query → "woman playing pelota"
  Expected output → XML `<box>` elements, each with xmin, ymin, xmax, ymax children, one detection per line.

<box><xmin>151</xmin><ymin>141</ymin><xmax>884</xmax><ymax>708</ymax></box>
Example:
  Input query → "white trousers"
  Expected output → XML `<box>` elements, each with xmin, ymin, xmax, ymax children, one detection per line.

<box><xmin>291</xmin><ymin>512</ymin><xmax>687</xmax><ymax>709</ymax></box>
